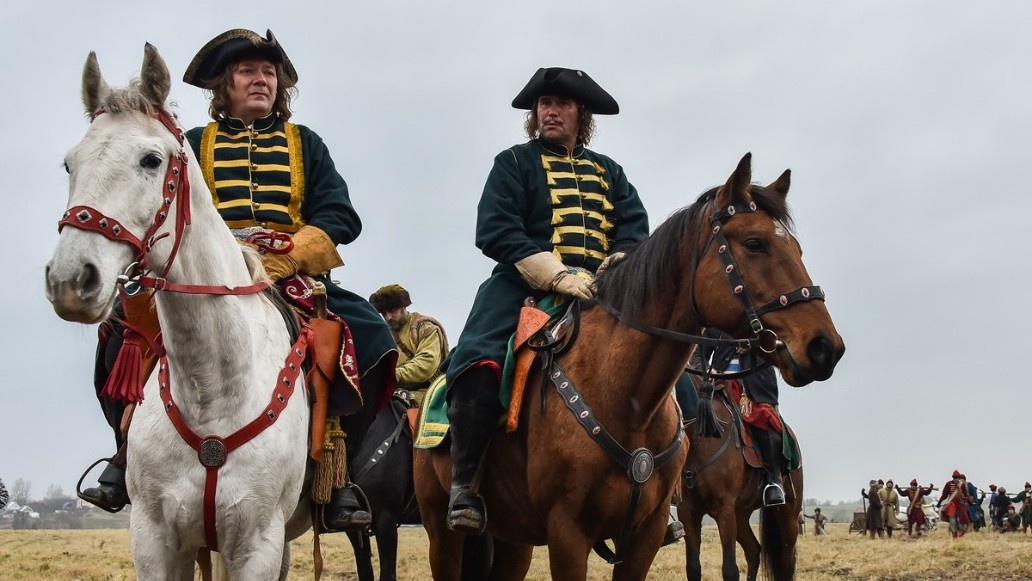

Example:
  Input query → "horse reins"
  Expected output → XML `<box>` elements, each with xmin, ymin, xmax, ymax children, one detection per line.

<box><xmin>57</xmin><ymin>107</ymin><xmax>309</xmax><ymax>551</ymax></box>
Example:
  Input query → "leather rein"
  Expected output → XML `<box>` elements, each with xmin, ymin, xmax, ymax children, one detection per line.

<box><xmin>57</xmin><ymin>107</ymin><xmax>309</xmax><ymax>551</ymax></box>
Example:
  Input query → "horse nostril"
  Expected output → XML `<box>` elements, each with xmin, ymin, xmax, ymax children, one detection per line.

<box><xmin>78</xmin><ymin>263</ymin><xmax>101</xmax><ymax>298</ymax></box>
<box><xmin>806</xmin><ymin>334</ymin><xmax>838</xmax><ymax>380</ymax></box>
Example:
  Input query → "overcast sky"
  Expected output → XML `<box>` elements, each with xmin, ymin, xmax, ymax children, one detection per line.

<box><xmin>3</xmin><ymin>2</ymin><xmax>1031</xmax><ymax>504</ymax></box>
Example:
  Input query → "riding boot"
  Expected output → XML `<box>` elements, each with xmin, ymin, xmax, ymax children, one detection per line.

<box><xmin>662</xmin><ymin>515</ymin><xmax>686</xmax><ymax>546</ymax></box>
<box><xmin>323</xmin><ymin>482</ymin><xmax>372</xmax><ymax>532</ymax></box>
<box><xmin>80</xmin><ymin>462</ymin><xmax>130</xmax><ymax>512</ymax></box>
<box><xmin>446</xmin><ymin>366</ymin><xmax>501</xmax><ymax>535</ymax></box>
<box><xmin>753</xmin><ymin>429</ymin><xmax>785</xmax><ymax>506</ymax></box>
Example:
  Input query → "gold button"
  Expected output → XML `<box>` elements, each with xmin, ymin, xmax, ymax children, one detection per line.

<box><xmin>250</xmin><ymin>143</ymin><xmax>258</xmax><ymax>150</ymax></box>
<box><xmin>251</xmin><ymin>163</ymin><xmax>258</xmax><ymax>170</ymax></box>
<box><xmin>260</xmin><ymin>222</ymin><xmax>268</xmax><ymax>227</ymax></box>
<box><xmin>252</xmin><ymin>202</ymin><xmax>260</xmax><ymax>209</ymax></box>
<box><xmin>251</xmin><ymin>182</ymin><xmax>259</xmax><ymax>189</ymax></box>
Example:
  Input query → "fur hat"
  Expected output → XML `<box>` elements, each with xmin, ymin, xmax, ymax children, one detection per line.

<box><xmin>1026</xmin><ymin>482</ymin><xmax>1031</xmax><ymax>489</ymax></box>
<box><xmin>952</xmin><ymin>469</ymin><xmax>962</xmax><ymax>479</ymax></box>
<box><xmin>869</xmin><ymin>479</ymin><xmax>877</xmax><ymax>487</ymax></box>
<box><xmin>511</xmin><ymin>67</ymin><xmax>619</xmax><ymax>114</ymax></box>
<box><xmin>369</xmin><ymin>284</ymin><xmax>412</xmax><ymax>313</ymax></box>
<box><xmin>990</xmin><ymin>484</ymin><xmax>997</xmax><ymax>490</ymax></box>
<box><xmin>184</xmin><ymin>29</ymin><xmax>297</xmax><ymax>88</ymax></box>
<box><xmin>910</xmin><ymin>479</ymin><xmax>918</xmax><ymax>486</ymax></box>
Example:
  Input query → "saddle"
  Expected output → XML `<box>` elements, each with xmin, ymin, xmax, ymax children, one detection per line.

<box><xmin>712</xmin><ymin>386</ymin><xmax>800</xmax><ymax>473</ymax></box>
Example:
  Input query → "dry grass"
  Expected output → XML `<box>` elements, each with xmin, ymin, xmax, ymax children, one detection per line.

<box><xmin>3</xmin><ymin>524</ymin><xmax>1032</xmax><ymax>580</ymax></box>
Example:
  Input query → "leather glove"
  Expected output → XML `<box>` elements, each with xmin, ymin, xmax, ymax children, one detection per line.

<box><xmin>595</xmin><ymin>251</ymin><xmax>626</xmax><ymax>275</ymax></box>
<box><xmin>261</xmin><ymin>225</ymin><xmax>345</xmax><ymax>282</ymax></box>
<box><xmin>515</xmin><ymin>251</ymin><xmax>593</xmax><ymax>301</ymax></box>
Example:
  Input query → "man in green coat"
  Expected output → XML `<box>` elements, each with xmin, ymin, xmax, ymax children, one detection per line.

<box><xmin>443</xmin><ymin>67</ymin><xmax>650</xmax><ymax>534</ymax></box>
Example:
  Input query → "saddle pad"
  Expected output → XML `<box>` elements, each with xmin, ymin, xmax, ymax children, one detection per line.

<box><xmin>413</xmin><ymin>294</ymin><xmax>570</xmax><ymax>449</ymax></box>
<box><xmin>413</xmin><ymin>375</ymin><xmax>449</xmax><ymax>449</ymax></box>
<box><xmin>717</xmin><ymin>388</ymin><xmax>802</xmax><ymax>472</ymax></box>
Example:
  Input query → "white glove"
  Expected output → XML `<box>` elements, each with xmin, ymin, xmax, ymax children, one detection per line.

<box><xmin>595</xmin><ymin>251</ymin><xmax>626</xmax><ymax>275</ymax></box>
<box><xmin>515</xmin><ymin>251</ymin><xmax>594</xmax><ymax>301</ymax></box>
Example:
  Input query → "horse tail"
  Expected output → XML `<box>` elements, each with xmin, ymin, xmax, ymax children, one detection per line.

<box><xmin>759</xmin><ymin>505</ymin><xmax>796</xmax><ymax>581</ymax></box>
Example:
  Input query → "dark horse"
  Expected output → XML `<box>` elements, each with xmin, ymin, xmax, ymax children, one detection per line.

<box><xmin>413</xmin><ymin>154</ymin><xmax>844</xmax><ymax>581</ymax></box>
<box><xmin>346</xmin><ymin>393</ymin><xmax>492</xmax><ymax>581</ymax></box>
<box><xmin>345</xmin><ymin>395</ymin><xmax>420</xmax><ymax>581</ymax></box>
<box><xmin>679</xmin><ymin>388</ymin><xmax>803</xmax><ymax>581</ymax></box>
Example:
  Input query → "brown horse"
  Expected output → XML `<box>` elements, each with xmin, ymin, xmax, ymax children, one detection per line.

<box><xmin>413</xmin><ymin>153</ymin><xmax>844</xmax><ymax>581</ymax></box>
<box><xmin>679</xmin><ymin>390</ymin><xmax>803</xmax><ymax>581</ymax></box>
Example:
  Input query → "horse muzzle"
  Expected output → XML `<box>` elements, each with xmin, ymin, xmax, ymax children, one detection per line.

<box><xmin>45</xmin><ymin>262</ymin><xmax>113</xmax><ymax>323</ymax></box>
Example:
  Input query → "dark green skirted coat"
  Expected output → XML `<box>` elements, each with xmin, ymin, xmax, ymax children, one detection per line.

<box><xmin>185</xmin><ymin>113</ymin><xmax>395</xmax><ymax>376</ymax></box>
<box><xmin>444</xmin><ymin>138</ymin><xmax>649</xmax><ymax>389</ymax></box>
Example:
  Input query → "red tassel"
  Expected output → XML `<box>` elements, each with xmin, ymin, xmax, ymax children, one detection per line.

<box><xmin>100</xmin><ymin>330</ymin><xmax>146</xmax><ymax>404</ymax></box>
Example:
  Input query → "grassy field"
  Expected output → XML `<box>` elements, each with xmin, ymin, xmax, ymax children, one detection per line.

<box><xmin>3</xmin><ymin>523</ymin><xmax>1032</xmax><ymax>580</ymax></box>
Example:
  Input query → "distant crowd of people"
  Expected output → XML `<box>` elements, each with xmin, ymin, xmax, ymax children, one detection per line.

<box><xmin>798</xmin><ymin>470</ymin><xmax>1032</xmax><ymax>539</ymax></box>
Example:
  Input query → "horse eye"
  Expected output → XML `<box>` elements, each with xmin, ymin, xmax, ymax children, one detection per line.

<box><xmin>140</xmin><ymin>153</ymin><xmax>163</xmax><ymax>170</ymax></box>
<box><xmin>744</xmin><ymin>238</ymin><xmax>765</xmax><ymax>253</ymax></box>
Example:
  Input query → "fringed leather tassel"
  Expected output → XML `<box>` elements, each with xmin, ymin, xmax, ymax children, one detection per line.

<box><xmin>695</xmin><ymin>379</ymin><xmax>724</xmax><ymax>438</ymax></box>
<box><xmin>313</xmin><ymin>417</ymin><xmax>339</xmax><ymax>504</ymax></box>
<box><xmin>100</xmin><ymin>329</ymin><xmax>145</xmax><ymax>404</ymax></box>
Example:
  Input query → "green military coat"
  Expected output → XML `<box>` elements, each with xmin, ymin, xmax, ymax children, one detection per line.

<box><xmin>444</xmin><ymin>138</ymin><xmax>649</xmax><ymax>387</ymax></box>
<box><xmin>185</xmin><ymin>113</ymin><xmax>395</xmax><ymax>378</ymax></box>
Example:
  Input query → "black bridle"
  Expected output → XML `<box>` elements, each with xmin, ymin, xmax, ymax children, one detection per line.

<box><xmin>597</xmin><ymin>197</ymin><xmax>825</xmax><ymax>360</ymax></box>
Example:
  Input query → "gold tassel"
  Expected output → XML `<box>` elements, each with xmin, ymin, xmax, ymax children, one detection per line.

<box><xmin>329</xmin><ymin>418</ymin><xmax>349</xmax><ymax>488</ymax></box>
<box><xmin>602</xmin><ymin>197</ymin><xmax>614</xmax><ymax>212</ymax></box>
<box><xmin>313</xmin><ymin>417</ymin><xmax>340</xmax><ymax>504</ymax></box>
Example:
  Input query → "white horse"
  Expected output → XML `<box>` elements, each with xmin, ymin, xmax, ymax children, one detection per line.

<box><xmin>45</xmin><ymin>44</ymin><xmax>311</xmax><ymax>579</ymax></box>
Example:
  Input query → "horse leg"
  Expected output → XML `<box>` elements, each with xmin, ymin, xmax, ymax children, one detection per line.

<box><xmin>372</xmin><ymin>508</ymin><xmax>403</xmax><ymax>581</ymax></box>
<box><xmin>713</xmin><ymin>506</ymin><xmax>741</xmax><ymax>581</ymax></box>
<box><xmin>545</xmin><ymin>515</ymin><xmax>591</xmax><ymax>581</ymax></box>
<box><xmin>129</xmin><ymin>518</ymin><xmax>195</xmax><ymax>580</ymax></box>
<box><xmin>487</xmin><ymin>538</ymin><xmax>532</xmax><ymax>581</ymax></box>
<box><xmin>612</xmin><ymin>508</ymin><xmax>668</xmax><ymax>581</ymax></box>
<box><xmin>677</xmin><ymin>500</ymin><xmax>705</xmax><ymax>581</ymax></box>
<box><xmin>347</xmin><ymin>530</ymin><xmax>375</xmax><ymax>581</ymax></box>
<box><xmin>735</xmin><ymin>511</ymin><xmax>760</xmax><ymax>581</ymax></box>
<box><xmin>221</xmin><ymin>524</ymin><xmax>288</xmax><ymax>579</ymax></box>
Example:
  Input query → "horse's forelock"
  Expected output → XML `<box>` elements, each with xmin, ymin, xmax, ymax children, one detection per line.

<box><xmin>93</xmin><ymin>79</ymin><xmax>161</xmax><ymax>119</ymax></box>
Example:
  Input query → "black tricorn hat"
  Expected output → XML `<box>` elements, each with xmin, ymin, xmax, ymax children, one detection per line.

<box><xmin>369</xmin><ymin>284</ymin><xmax>412</xmax><ymax>313</ymax></box>
<box><xmin>183</xmin><ymin>29</ymin><xmax>297</xmax><ymax>88</ymax></box>
<box><xmin>511</xmin><ymin>67</ymin><xmax>619</xmax><ymax>115</ymax></box>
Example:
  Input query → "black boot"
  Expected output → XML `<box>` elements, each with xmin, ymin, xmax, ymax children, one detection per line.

<box><xmin>754</xmin><ymin>429</ymin><xmax>785</xmax><ymax>507</ymax></box>
<box><xmin>446</xmin><ymin>367</ymin><xmax>501</xmax><ymax>535</ymax></box>
<box><xmin>80</xmin><ymin>462</ymin><xmax>130</xmax><ymax>513</ymax></box>
<box><xmin>323</xmin><ymin>483</ymin><xmax>372</xmax><ymax>532</ymax></box>
<box><xmin>662</xmin><ymin>517</ymin><xmax>685</xmax><ymax>546</ymax></box>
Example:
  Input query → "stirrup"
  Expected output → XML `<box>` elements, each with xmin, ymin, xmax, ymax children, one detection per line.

<box><xmin>763</xmin><ymin>483</ymin><xmax>786</xmax><ymax>507</ymax></box>
<box><xmin>447</xmin><ymin>489</ymin><xmax>486</xmax><ymax>535</ymax></box>
<box><xmin>321</xmin><ymin>484</ymin><xmax>372</xmax><ymax>533</ymax></box>
<box><xmin>76</xmin><ymin>457</ymin><xmax>129</xmax><ymax>513</ymax></box>
<box><xmin>662</xmin><ymin>519</ymin><xmax>685</xmax><ymax>546</ymax></box>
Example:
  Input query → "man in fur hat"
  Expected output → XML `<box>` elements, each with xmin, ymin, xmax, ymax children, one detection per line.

<box><xmin>895</xmin><ymin>479</ymin><xmax>935</xmax><ymax>537</ymax></box>
<box><xmin>369</xmin><ymin>284</ymin><xmax>448</xmax><ymax>404</ymax></box>
<box><xmin>441</xmin><ymin>67</ymin><xmax>650</xmax><ymax>534</ymax></box>
<box><xmin>937</xmin><ymin>470</ymin><xmax>974</xmax><ymax>538</ymax></box>
<box><xmin>879</xmin><ymin>478</ymin><xmax>899</xmax><ymax>537</ymax></box>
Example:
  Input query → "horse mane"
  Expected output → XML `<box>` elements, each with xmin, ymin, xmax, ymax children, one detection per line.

<box><xmin>593</xmin><ymin>184</ymin><xmax>794</xmax><ymax>320</ymax></box>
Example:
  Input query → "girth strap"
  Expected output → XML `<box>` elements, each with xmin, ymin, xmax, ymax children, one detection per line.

<box><xmin>545</xmin><ymin>361</ymin><xmax>683</xmax><ymax>564</ymax></box>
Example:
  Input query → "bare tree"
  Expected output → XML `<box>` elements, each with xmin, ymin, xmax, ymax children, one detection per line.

<box><xmin>45</xmin><ymin>484</ymin><xmax>66</xmax><ymax>501</ymax></box>
<box><xmin>10</xmin><ymin>478</ymin><xmax>32</xmax><ymax>504</ymax></box>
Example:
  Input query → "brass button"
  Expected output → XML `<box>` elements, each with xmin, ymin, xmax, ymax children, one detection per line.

<box><xmin>251</xmin><ymin>182</ymin><xmax>259</xmax><ymax>189</ymax></box>
<box><xmin>252</xmin><ymin>202</ymin><xmax>260</xmax><ymax>209</ymax></box>
<box><xmin>250</xmin><ymin>143</ymin><xmax>258</xmax><ymax>150</ymax></box>
<box><xmin>251</xmin><ymin>163</ymin><xmax>258</xmax><ymax>170</ymax></box>
<box><xmin>259</xmin><ymin>222</ymin><xmax>268</xmax><ymax>227</ymax></box>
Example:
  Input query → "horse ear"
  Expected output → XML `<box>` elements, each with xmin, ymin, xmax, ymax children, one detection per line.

<box><xmin>716</xmin><ymin>152</ymin><xmax>753</xmax><ymax>208</ymax></box>
<box><xmin>140</xmin><ymin>43</ymin><xmax>171</xmax><ymax>107</ymax></box>
<box><xmin>767</xmin><ymin>169</ymin><xmax>791</xmax><ymax>199</ymax></box>
<box><xmin>82</xmin><ymin>51</ymin><xmax>110</xmax><ymax>120</ymax></box>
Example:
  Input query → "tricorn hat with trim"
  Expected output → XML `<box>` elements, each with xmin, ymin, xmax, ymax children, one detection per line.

<box><xmin>511</xmin><ymin>67</ymin><xmax>619</xmax><ymax>115</ymax></box>
<box><xmin>369</xmin><ymin>284</ymin><xmax>412</xmax><ymax>313</ymax></box>
<box><xmin>184</xmin><ymin>28</ymin><xmax>297</xmax><ymax>88</ymax></box>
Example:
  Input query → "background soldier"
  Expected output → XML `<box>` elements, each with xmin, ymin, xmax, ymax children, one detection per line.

<box><xmin>370</xmin><ymin>284</ymin><xmax>448</xmax><ymax>405</ymax></box>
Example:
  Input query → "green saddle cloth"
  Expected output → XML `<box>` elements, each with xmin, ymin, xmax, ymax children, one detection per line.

<box><xmin>413</xmin><ymin>295</ymin><xmax>568</xmax><ymax>449</ymax></box>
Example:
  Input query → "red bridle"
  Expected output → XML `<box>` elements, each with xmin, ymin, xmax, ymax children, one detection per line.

<box><xmin>57</xmin><ymin>108</ymin><xmax>269</xmax><ymax>296</ymax></box>
<box><xmin>59</xmin><ymin>107</ymin><xmax>309</xmax><ymax>551</ymax></box>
